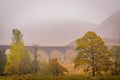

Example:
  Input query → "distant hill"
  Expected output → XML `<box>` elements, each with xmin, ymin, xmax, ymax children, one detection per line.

<box><xmin>103</xmin><ymin>38</ymin><xmax>120</xmax><ymax>46</ymax></box>
<box><xmin>68</xmin><ymin>40</ymin><xmax>76</xmax><ymax>46</ymax></box>
<box><xmin>69</xmin><ymin>10</ymin><xmax>120</xmax><ymax>47</ymax></box>
<box><xmin>68</xmin><ymin>38</ymin><xmax>120</xmax><ymax>47</ymax></box>
<box><xmin>95</xmin><ymin>10</ymin><xmax>120</xmax><ymax>39</ymax></box>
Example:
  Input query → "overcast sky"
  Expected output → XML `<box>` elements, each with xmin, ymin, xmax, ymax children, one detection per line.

<box><xmin>0</xmin><ymin>0</ymin><xmax>120</xmax><ymax>46</ymax></box>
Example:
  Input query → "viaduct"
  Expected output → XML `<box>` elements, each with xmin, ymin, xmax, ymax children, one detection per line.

<box><xmin>0</xmin><ymin>45</ymin><xmax>75</xmax><ymax>62</ymax></box>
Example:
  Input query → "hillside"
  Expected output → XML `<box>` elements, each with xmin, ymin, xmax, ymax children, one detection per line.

<box><xmin>68</xmin><ymin>38</ymin><xmax>120</xmax><ymax>46</ymax></box>
<box><xmin>69</xmin><ymin>10</ymin><xmax>120</xmax><ymax>46</ymax></box>
<box><xmin>95</xmin><ymin>10</ymin><xmax>120</xmax><ymax>39</ymax></box>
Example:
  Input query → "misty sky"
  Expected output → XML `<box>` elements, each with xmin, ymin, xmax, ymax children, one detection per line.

<box><xmin>0</xmin><ymin>0</ymin><xmax>120</xmax><ymax>46</ymax></box>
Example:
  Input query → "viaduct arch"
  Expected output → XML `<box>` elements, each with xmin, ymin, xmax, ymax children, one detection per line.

<box><xmin>0</xmin><ymin>45</ymin><xmax>75</xmax><ymax>62</ymax></box>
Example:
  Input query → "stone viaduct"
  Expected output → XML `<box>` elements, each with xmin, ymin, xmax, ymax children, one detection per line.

<box><xmin>0</xmin><ymin>45</ymin><xmax>75</xmax><ymax>62</ymax></box>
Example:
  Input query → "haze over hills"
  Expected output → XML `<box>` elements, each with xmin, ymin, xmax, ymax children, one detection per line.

<box><xmin>68</xmin><ymin>10</ymin><xmax>120</xmax><ymax>46</ymax></box>
<box><xmin>0</xmin><ymin>21</ymin><xmax>96</xmax><ymax>46</ymax></box>
<box><xmin>95</xmin><ymin>10</ymin><xmax>120</xmax><ymax>46</ymax></box>
<box><xmin>95</xmin><ymin>10</ymin><xmax>120</xmax><ymax>39</ymax></box>
<box><xmin>1</xmin><ymin>9</ymin><xmax>120</xmax><ymax>46</ymax></box>
<box><xmin>1</xmin><ymin>0</ymin><xmax>120</xmax><ymax>46</ymax></box>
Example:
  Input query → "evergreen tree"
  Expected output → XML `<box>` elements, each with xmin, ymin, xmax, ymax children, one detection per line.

<box><xmin>74</xmin><ymin>31</ymin><xmax>112</xmax><ymax>76</ymax></box>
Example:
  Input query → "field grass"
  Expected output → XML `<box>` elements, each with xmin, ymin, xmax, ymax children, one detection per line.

<box><xmin>0</xmin><ymin>74</ymin><xmax>120</xmax><ymax>80</ymax></box>
<box><xmin>1</xmin><ymin>52</ymin><xmax>119</xmax><ymax>80</ymax></box>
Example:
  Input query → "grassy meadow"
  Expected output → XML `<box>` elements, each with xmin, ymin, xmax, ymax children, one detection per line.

<box><xmin>0</xmin><ymin>74</ymin><xmax>120</xmax><ymax>80</ymax></box>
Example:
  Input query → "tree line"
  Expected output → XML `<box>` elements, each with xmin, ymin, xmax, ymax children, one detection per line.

<box><xmin>0</xmin><ymin>29</ymin><xmax>120</xmax><ymax>76</ymax></box>
<box><xmin>0</xmin><ymin>29</ymin><xmax>68</xmax><ymax>76</ymax></box>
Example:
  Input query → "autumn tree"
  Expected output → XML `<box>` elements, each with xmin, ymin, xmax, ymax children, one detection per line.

<box><xmin>74</xmin><ymin>31</ymin><xmax>112</xmax><ymax>76</ymax></box>
<box><xmin>111</xmin><ymin>46</ymin><xmax>120</xmax><ymax>75</ymax></box>
<box><xmin>0</xmin><ymin>49</ymin><xmax>7</xmax><ymax>75</ymax></box>
<box><xmin>49</xmin><ymin>58</ymin><xmax>68</xmax><ymax>76</ymax></box>
<box><xmin>4</xmin><ymin>29</ymin><xmax>31</xmax><ymax>74</ymax></box>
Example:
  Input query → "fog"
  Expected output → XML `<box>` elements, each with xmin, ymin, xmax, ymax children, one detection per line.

<box><xmin>0</xmin><ymin>0</ymin><xmax>120</xmax><ymax>46</ymax></box>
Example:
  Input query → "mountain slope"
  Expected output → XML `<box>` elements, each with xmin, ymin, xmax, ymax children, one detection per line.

<box><xmin>69</xmin><ymin>10</ymin><xmax>120</xmax><ymax>47</ymax></box>
<box><xmin>95</xmin><ymin>10</ymin><xmax>120</xmax><ymax>39</ymax></box>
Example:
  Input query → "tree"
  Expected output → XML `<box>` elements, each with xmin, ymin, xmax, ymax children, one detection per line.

<box><xmin>74</xmin><ymin>31</ymin><xmax>112</xmax><ymax>76</ymax></box>
<box><xmin>49</xmin><ymin>58</ymin><xmax>68</xmax><ymax>76</ymax></box>
<box><xmin>39</xmin><ymin>62</ymin><xmax>51</xmax><ymax>76</ymax></box>
<box><xmin>4</xmin><ymin>29</ymin><xmax>31</xmax><ymax>74</ymax></box>
<box><xmin>111</xmin><ymin>46</ymin><xmax>120</xmax><ymax>75</ymax></box>
<box><xmin>0</xmin><ymin>49</ymin><xmax>7</xmax><ymax>75</ymax></box>
<box><xmin>31</xmin><ymin>44</ymin><xmax>40</xmax><ymax>74</ymax></box>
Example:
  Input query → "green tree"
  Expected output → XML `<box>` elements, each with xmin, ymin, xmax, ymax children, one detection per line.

<box><xmin>0</xmin><ymin>49</ymin><xmax>7</xmax><ymax>75</ymax></box>
<box><xmin>4</xmin><ymin>29</ymin><xmax>31</xmax><ymax>74</ymax></box>
<box><xmin>74</xmin><ymin>31</ymin><xmax>112</xmax><ymax>76</ymax></box>
<box><xmin>49</xmin><ymin>58</ymin><xmax>68</xmax><ymax>76</ymax></box>
<box><xmin>111</xmin><ymin>46</ymin><xmax>120</xmax><ymax>75</ymax></box>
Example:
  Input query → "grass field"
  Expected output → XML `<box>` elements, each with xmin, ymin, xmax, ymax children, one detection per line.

<box><xmin>0</xmin><ymin>74</ymin><xmax>120</xmax><ymax>80</ymax></box>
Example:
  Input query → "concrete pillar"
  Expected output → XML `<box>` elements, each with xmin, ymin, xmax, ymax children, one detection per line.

<box><xmin>47</xmin><ymin>52</ymin><xmax>51</xmax><ymax>62</ymax></box>
<box><xmin>61</xmin><ymin>52</ymin><xmax>65</xmax><ymax>62</ymax></box>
